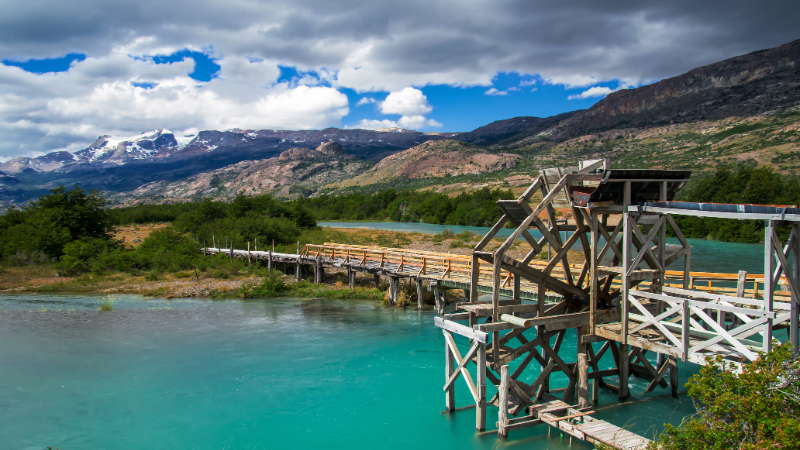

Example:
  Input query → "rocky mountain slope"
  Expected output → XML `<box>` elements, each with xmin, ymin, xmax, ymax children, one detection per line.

<box><xmin>500</xmin><ymin>39</ymin><xmax>800</xmax><ymax>146</ymax></box>
<box><xmin>324</xmin><ymin>140</ymin><xmax>519</xmax><ymax>193</ymax></box>
<box><xmin>111</xmin><ymin>142</ymin><xmax>372</xmax><ymax>205</ymax></box>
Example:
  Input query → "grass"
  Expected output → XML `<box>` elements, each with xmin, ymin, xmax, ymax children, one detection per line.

<box><xmin>96</xmin><ymin>296</ymin><xmax>116</xmax><ymax>311</ymax></box>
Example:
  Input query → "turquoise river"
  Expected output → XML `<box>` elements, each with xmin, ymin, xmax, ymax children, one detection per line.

<box><xmin>0</xmin><ymin>222</ymin><xmax>781</xmax><ymax>450</ymax></box>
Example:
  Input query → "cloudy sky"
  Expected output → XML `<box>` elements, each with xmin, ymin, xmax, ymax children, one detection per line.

<box><xmin>0</xmin><ymin>0</ymin><xmax>796</xmax><ymax>160</ymax></box>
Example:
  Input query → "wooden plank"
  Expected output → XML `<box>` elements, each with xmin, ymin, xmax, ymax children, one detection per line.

<box><xmin>443</xmin><ymin>331</ymin><xmax>479</xmax><ymax>402</ymax></box>
<box><xmin>434</xmin><ymin>317</ymin><xmax>488</xmax><ymax>343</ymax></box>
<box><xmin>443</xmin><ymin>341</ymin><xmax>480</xmax><ymax>392</ymax></box>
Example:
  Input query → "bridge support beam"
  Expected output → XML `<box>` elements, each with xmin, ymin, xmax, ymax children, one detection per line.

<box><xmin>348</xmin><ymin>267</ymin><xmax>355</xmax><ymax>288</ymax></box>
<box><xmin>618</xmin><ymin>344</ymin><xmax>630</xmax><ymax>400</ymax></box>
<box><xmin>295</xmin><ymin>260</ymin><xmax>302</xmax><ymax>282</ymax></box>
<box><xmin>669</xmin><ymin>356</ymin><xmax>679</xmax><ymax>398</ymax></box>
<box><xmin>315</xmin><ymin>256</ymin><xmax>323</xmax><ymax>284</ymax></box>
<box><xmin>416</xmin><ymin>278</ymin><xmax>425</xmax><ymax>309</ymax></box>
<box><xmin>388</xmin><ymin>276</ymin><xmax>398</xmax><ymax>305</ymax></box>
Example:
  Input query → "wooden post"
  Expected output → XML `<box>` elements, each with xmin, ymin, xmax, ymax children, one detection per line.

<box><xmin>315</xmin><ymin>255</ymin><xmax>323</xmax><ymax>284</ymax></box>
<box><xmin>296</xmin><ymin>258</ymin><xmax>302</xmax><ymax>282</ymax></box>
<box><xmin>764</xmin><ymin>220</ymin><xmax>774</xmax><ymax>352</ymax></box>
<box><xmin>297</xmin><ymin>241</ymin><xmax>300</xmax><ymax>255</ymax></box>
<box><xmin>348</xmin><ymin>267</ymin><xmax>355</xmax><ymax>288</ymax></box>
<box><xmin>416</xmin><ymin>278</ymin><xmax>424</xmax><ymax>310</ymax></box>
<box><xmin>445</xmin><ymin>334</ymin><xmax>455</xmax><ymax>411</ymax></box>
<box><xmin>476</xmin><ymin>342</ymin><xmax>487</xmax><ymax>432</ymax></box>
<box><xmin>590</xmin><ymin>210</ymin><xmax>599</xmax><ymax>333</ymax></box>
<box><xmin>792</xmin><ymin>224</ymin><xmax>800</xmax><ymax>351</ymax></box>
<box><xmin>268</xmin><ymin>250</ymin><xmax>273</xmax><ymax>271</ymax></box>
<box><xmin>577</xmin><ymin>353</ymin><xmax>589</xmax><ymax>408</ymax></box>
<box><xmin>470</xmin><ymin>254</ymin><xmax>480</xmax><ymax>302</ymax></box>
<box><xmin>247</xmin><ymin>242</ymin><xmax>251</xmax><ymax>265</ymax></box>
<box><xmin>498</xmin><ymin>364</ymin><xmax>509</xmax><ymax>438</ymax></box>
<box><xmin>513</xmin><ymin>275</ymin><xmax>521</xmax><ymax>304</ymax></box>
<box><xmin>230</xmin><ymin>242</ymin><xmax>234</xmax><ymax>262</ymax></box>
<box><xmin>736</xmin><ymin>270</ymin><xmax>747</xmax><ymax>297</ymax></box>
<box><xmin>254</xmin><ymin>237</ymin><xmax>257</xmax><ymax>251</ymax></box>
<box><xmin>669</xmin><ymin>356</ymin><xmax>679</xmax><ymax>399</ymax></box>
<box><xmin>388</xmin><ymin>276</ymin><xmax>397</xmax><ymax>305</ymax></box>
<box><xmin>620</xmin><ymin>182</ymin><xmax>631</xmax><ymax>400</ymax></box>
<box><xmin>212</xmin><ymin>235</ymin><xmax>216</xmax><ymax>249</ymax></box>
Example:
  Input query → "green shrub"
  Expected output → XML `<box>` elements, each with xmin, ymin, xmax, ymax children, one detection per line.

<box><xmin>241</xmin><ymin>270</ymin><xmax>289</xmax><ymax>298</ymax></box>
<box><xmin>54</xmin><ymin>237</ymin><xmax>118</xmax><ymax>276</ymax></box>
<box><xmin>655</xmin><ymin>343</ymin><xmax>800</xmax><ymax>449</ymax></box>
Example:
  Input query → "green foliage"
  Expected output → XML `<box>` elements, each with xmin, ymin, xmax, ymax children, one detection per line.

<box><xmin>655</xmin><ymin>344</ymin><xmax>800</xmax><ymax>450</ymax></box>
<box><xmin>288</xmin><ymin>187</ymin><xmax>513</xmax><ymax>227</ymax></box>
<box><xmin>54</xmin><ymin>237</ymin><xmax>118</xmax><ymax>276</ymax></box>
<box><xmin>0</xmin><ymin>185</ymin><xmax>113</xmax><ymax>261</ymax></box>
<box><xmin>671</xmin><ymin>167</ymin><xmax>800</xmax><ymax>242</ymax></box>
<box><xmin>240</xmin><ymin>270</ymin><xmax>289</xmax><ymax>298</ymax></box>
<box><xmin>96</xmin><ymin>296</ymin><xmax>115</xmax><ymax>311</ymax></box>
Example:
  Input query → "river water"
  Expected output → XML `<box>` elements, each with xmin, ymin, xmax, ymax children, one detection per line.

<box><xmin>0</xmin><ymin>222</ymin><xmax>766</xmax><ymax>449</ymax></box>
<box><xmin>0</xmin><ymin>294</ymin><xmax>698</xmax><ymax>450</ymax></box>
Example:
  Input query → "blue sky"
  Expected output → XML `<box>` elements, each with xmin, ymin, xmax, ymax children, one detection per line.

<box><xmin>3</xmin><ymin>50</ymin><xmax>619</xmax><ymax>135</ymax></box>
<box><xmin>0</xmin><ymin>0</ymin><xmax>795</xmax><ymax>159</ymax></box>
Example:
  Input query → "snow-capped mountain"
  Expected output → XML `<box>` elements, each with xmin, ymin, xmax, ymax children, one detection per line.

<box><xmin>73</xmin><ymin>129</ymin><xmax>194</xmax><ymax>164</ymax></box>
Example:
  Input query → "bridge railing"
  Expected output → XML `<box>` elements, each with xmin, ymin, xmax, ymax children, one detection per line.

<box><xmin>626</xmin><ymin>287</ymin><xmax>785</xmax><ymax>363</ymax></box>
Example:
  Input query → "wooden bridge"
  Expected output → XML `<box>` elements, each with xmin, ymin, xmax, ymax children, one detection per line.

<box><xmin>203</xmin><ymin>161</ymin><xmax>800</xmax><ymax>450</ymax></box>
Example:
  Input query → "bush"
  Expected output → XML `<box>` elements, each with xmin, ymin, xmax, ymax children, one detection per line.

<box><xmin>241</xmin><ymin>270</ymin><xmax>289</xmax><ymax>298</ymax></box>
<box><xmin>655</xmin><ymin>343</ymin><xmax>800</xmax><ymax>449</ymax></box>
<box><xmin>54</xmin><ymin>237</ymin><xmax>118</xmax><ymax>276</ymax></box>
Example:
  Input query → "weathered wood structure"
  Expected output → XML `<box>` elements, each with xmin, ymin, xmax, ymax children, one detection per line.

<box><xmin>434</xmin><ymin>159</ymin><xmax>800</xmax><ymax>448</ymax></box>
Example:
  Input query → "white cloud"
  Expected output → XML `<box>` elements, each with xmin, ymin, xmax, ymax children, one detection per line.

<box><xmin>346</xmin><ymin>119</ymin><xmax>399</xmax><ymax>130</ymax></box>
<box><xmin>356</xmin><ymin>97</ymin><xmax>376</xmax><ymax>106</ymax></box>
<box><xmin>398</xmin><ymin>115</ymin><xmax>443</xmax><ymax>129</ymax></box>
<box><xmin>380</xmin><ymin>87</ymin><xmax>432</xmax><ymax>115</ymax></box>
<box><xmin>485</xmin><ymin>87</ymin><xmax>519</xmax><ymax>96</ymax></box>
<box><xmin>519</xmin><ymin>79</ymin><xmax>537</xmax><ymax>87</ymax></box>
<box><xmin>0</xmin><ymin>51</ymin><xmax>349</xmax><ymax>159</ymax></box>
<box><xmin>567</xmin><ymin>86</ymin><xmax>615</xmax><ymax>100</ymax></box>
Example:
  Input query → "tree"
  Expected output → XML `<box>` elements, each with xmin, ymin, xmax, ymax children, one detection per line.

<box><xmin>0</xmin><ymin>185</ymin><xmax>114</xmax><ymax>260</ymax></box>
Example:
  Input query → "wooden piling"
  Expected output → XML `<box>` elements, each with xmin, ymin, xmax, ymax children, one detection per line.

<box><xmin>476</xmin><ymin>342</ymin><xmax>487</xmax><ymax>432</ymax></box>
<box><xmin>315</xmin><ymin>255</ymin><xmax>323</xmax><ymax>284</ymax></box>
<box><xmin>348</xmin><ymin>267</ymin><xmax>355</xmax><ymax>288</ymax></box>
<box><xmin>390</xmin><ymin>276</ymin><xmax>399</xmax><ymax>304</ymax></box>
<box><xmin>267</xmin><ymin>251</ymin><xmax>272</xmax><ymax>271</ymax></box>
<box><xmin>669</xmin><ymin>356</ymin><xmax>679</xmax><ymax>399</ymax></box>
<box><xmin>498</xmin><ymin>364</ymin><xmax>509</xmax><ymax>437</ymax></box>
<box><xmin>445</xmin><ymin>336</ymin><xmax>455</xmax><ymax>411</ymax></box>
<box><xmin>416</xmin><ymin>278</ymin><xmax>424</xmax><ymax>310</ymax></box>
<box><xmin>578</xmin><ymin>353</ymin><xmax>589</xmax><ymax>408</ymax></box>
<box><xmin>295</xmin><ymin>258</ymin><xmax>302</xmax><ymax>282</ymax></box>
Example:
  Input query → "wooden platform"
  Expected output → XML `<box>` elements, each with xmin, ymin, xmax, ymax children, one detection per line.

<box><xmin>525</xmin><ymin>399</ymin><xmax>651</xmax><ymax>450</ymax></box>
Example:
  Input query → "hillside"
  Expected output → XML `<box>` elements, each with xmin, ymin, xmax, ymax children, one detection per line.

<box><xmin>110</xmin><ymin>142</ymin><xmax>371</xmax><ymax>205</ymax></box>
<box><xmin>323</xmin><ymin>140</ymin><xmax>520</xmax><ymax>194</ymax></box>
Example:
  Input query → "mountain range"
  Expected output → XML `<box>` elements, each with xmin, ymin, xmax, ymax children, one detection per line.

<box><xmin>1</xmin><ymin>39</ymin><xmax>799</xmax><ymax>207</ymax></box>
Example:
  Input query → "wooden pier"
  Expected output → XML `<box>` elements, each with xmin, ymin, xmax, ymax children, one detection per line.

<box><xmin>203</xmin><ymin>160</ymin><xmax>800</xmax><ymax>450</ymax></box>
